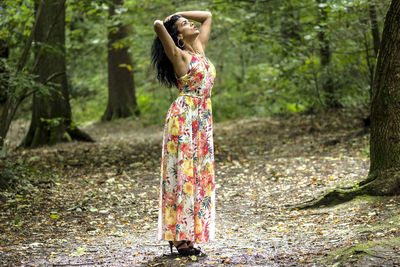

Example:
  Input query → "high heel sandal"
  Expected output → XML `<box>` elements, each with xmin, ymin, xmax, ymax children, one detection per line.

<box><xmin>186</xmin><ymin>241</ymin><xmax>201</xmax><ymax>255</ymax></box>
<box><xmin>168</xmin><ymin>241</ymin><xmax>195</xmax><ymax>256</ymax></box>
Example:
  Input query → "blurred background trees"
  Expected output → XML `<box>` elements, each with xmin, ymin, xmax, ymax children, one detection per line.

<box><xmin>102</xmin><ymin>0</ymin><xmax>139</xmax><ymax>121</ymax></box>
<box><xmin>0</xmin><ymin>0</ymin><xmax>391</xmax><ymax>147</ymax></box>
<box><xmin>21</xmin><ymin>0</ymin><xmax>93</xmax><ymax>148</ymax></box>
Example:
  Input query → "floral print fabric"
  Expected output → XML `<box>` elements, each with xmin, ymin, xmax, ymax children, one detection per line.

<box><xmin>158</xmin><ymin>51</ymin><xmax>216</xmax><ymax>243</ymax></box>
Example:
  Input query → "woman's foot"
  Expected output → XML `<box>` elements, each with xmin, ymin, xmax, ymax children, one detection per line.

<box><xmin>186</xmin><ymin>241</ymin><xmax>201</xmax><ymax>255</ymax></box>
<box><xmin>169</xmin><ymin>241</ymin><xmax>195</xmax><ymax>256</ymax></box>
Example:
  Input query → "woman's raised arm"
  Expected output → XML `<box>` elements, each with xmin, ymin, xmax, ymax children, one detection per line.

<box><xmin>175</xmin><ymin>11</ymin><xmax>212</xmax><ymax>51</ymax></box>
<box><xmin>153</xmin><ymin>20</ymin><xmax>181</xmax><ymax>63</ymax></box>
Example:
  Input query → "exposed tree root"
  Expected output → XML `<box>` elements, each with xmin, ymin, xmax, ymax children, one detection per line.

<box><xmin>292</xmin><ymin>175</ymin><xmax>377</xmax><ymax>209</ymax></box>
<box><xmin>293</xmin><ymin>169</ymin><xmax>400</xmax><ymax>209</ymax></box>
<box><xmin>67</xmin><ymin>127</ymin><xmax>95</xmax><ymax>143</ymax></box>
<box><xmin>341</xmin><ymin>173</ymin><xmax>377</xmax><ymax>189</ymax></box>
<box><xmin>18</xmin><ymin>123</ymin><xmax>94</xmax><ymax>149</ymax></box>
<box><xmin>354</xmin><ymin>248</ymin><xmax>385</xmax><ymax>259</ymax></box>
<box><xmin>294</xmin><ymin>187</ymin><xmax>366</xmax><ymax>209</ymax></box>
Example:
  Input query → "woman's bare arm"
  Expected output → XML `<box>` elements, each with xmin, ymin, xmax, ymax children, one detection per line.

<box><xmin>153</xmin><ymin>20</ymin><xmax>190</xmax><ymax>77</ymax></box>
<box><xmin>175</xmin><ymin>11</ymin><xmax>212</xmax><ymax>51</ymax></box>
<box><xmin>153</xmin><ymin>20</ymin><xmax>182</xmax><ymax>62</ymax></box>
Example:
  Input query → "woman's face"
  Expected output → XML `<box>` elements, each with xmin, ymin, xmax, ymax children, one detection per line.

<box><xmin>176</xmin><ymin>17</ymin><xmax>199</xmax><ymax>40</ymax></box>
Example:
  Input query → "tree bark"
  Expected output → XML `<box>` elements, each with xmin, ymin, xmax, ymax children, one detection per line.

<box><xmin>102</xmin><ymin>0</ymin><xmax>139</xmax><ymax>121</ymax></box>
<box><xmin>22</xmin><ymin>0</ymin><xmax>93</xmax><ymax>148</ymax></box>
<box><xmin>367</xmin><ymin>3</ymin><xmax>381</xmax><ymax>98</ymax></box>
<box><xmin>0</xmin><ymin>39</ymin><xmax>9</xmax><ymax>148</ymax></box>
<box><xmin>369</xmin><ymin>4</ymin><xmax>381</xmax><ymax>58</ymax></box>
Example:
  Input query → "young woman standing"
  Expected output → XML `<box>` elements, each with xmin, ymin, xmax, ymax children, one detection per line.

<box><xmin>151</xmin><ymin>11</ymin><xmax>216</xmax><ymax>256</ymax></box>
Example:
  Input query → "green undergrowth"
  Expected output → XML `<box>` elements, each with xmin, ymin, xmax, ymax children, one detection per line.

<box><xmin>70</xmin><ymin>89</ymin><xmax>108</xmax><ymax>126</ymax></box>
<box><xmin>70</xmin><ymin>82</ymin><xmax>313</xmax><ymax>127</ymax></box>
<box><xmin>0</xmin><ymin>157</ymin><xmax>61</xmax><ymax>192</ymax></box>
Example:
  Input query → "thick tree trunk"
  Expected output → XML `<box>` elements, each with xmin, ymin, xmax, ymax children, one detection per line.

<box><xmin>317</xmin><ymin>0</ymin><xmax>341</xmax><ymax>108</ymax></box>
<box><xmin>22</xmin><ymin>0</ymin><xmax>93</xmax><ymax>148</ymax></box>
<box><xmin>368</xmin><ymin>0</ymin><xmax>400</xmax><ymax>195</ymax></box>
<box><xmin>102</xmin><ymin>0</ymin><xmax>139</xmax><ymax>121</ymax></box>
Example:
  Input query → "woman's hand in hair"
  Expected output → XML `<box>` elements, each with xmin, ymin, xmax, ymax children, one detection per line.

<box><xmin>154</xmin><ymin>20</ymin><xmax>164</xmax><ymax>27</ymax></box>
<box><xmin>164</xmin><ymin>14</ymin><xmax>177</xmax><ymax>23</ymax></box>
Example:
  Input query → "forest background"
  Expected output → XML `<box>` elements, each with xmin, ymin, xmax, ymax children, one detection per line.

<box><xmin>0</xmin><ymin>0</ymin><xmax>390</xmax><ymax>137</ymax></box>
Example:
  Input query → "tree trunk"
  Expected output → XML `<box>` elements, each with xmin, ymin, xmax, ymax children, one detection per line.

<box><xmin>369</xmin><ymin>4</ymin><xmax>381</xmax><ymax>58</ymax></box>
<box><xmin>0</xmin><ymin>39</ymin><xmax>9</xmax><ymax>148</ymax></box>
<box><xmin>22</xmin><ymin>0</ymin><xmax>93</xmax><ymax>148</ymax></box>
<box><xmin>367</xmin><ymin>3</ymin><xmax>381</xmax><ymax>98</ymax></box>
<box><xmin>317</xmin><ymin>0</ymin><xmax>340</xmax><ymax>108</ymax></box>
<box><xmin>102</xmin><ymin>0</ymin><xmax>139</xmax><ymax>121</ymax></box>
<box><xmin>368</xmin><ymin>0</ymin><xmax>400</xmax><ymax>195</ymax></box>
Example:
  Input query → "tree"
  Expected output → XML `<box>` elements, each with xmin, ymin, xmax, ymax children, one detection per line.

<box><xmin>102</xmin><ymin>0</ymin><xmax>139</xmax><ymax>121</ymax></box>
<box><xmin>0</xmin><ymin>39</ymin><xmax>9</xmax><ymax>126</ymax></box>
<box><xmin>297</xmin><ymin>0</ymin><xmax>400</xmax><ymax>208</ymax></box>
<box><xmin>22</xmin><ymin>0</ymin><xmax>92</xmax><ymax>148</ymax></box>
<box><xmin>0</xmin><ymin>39</ymin><xmax>10</xmax><ymax>148</ymax></box>
<box><xmin>368</xmin><ymin>2</ymin><xmax>381</xmax><ymax>95</ymax></box>
<box><xmin>0</xmin><ymin>0</ymin><xmax>44</xmax><ymax>149</ymax></box>
<box><xmin>369</xmin><ymin>3</ymin><xmax>381</xmax><ymax>57</ymax></box>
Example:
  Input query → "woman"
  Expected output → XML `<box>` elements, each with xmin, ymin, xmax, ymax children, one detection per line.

<box><xmin>151</xmin><ymin>11</ymin><xmax>216</xmax><ymax>256</ymax></box>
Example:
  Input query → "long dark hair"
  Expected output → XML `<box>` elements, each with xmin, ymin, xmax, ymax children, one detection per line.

<box><xmin>151</xmin><ymin>14</ymin><xmax>183</xmax><ymax>88</ymax></box>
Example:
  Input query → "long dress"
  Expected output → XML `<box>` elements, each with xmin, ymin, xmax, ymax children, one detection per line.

<box><xmin>158</xmin><ymin>50</ymin><xmax>216</xmax><ymax>243</ymax></box>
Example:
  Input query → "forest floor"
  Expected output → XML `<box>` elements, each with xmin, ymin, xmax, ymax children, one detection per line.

<box><xmin>1</xmin><ymin>111</ymin><xmax>400</xmax><ymax>266</ymax></box>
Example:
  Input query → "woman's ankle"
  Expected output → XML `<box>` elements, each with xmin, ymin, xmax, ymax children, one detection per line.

<box><xmin>173</xmin><ymin>240</ymin><xmax>188</xmax><ymax>248</ymax></box>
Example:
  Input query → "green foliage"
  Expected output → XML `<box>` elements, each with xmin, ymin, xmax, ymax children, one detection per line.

<box><xmin>70</xmin><ymin>87</ymin><xmax>108</xmax><ymax>124</ymax></box>
<box><xmin>0</xmin><ymin>158</ymin><xmax>31</xmax><ymax>190</ymax></box>
<box><xmin>66</xmin><ymin>0</ymin><xmax>108</xmax><ymax>100</ymax></box>
<box><xmin>1</xmin><ymin>0</ymin><xmax>392</xmax><ymax>125</ymax></box>
<box><xmin>0</xmin><ymin>155</ymin><xmax>62</xmax><ymax>191</ymax></box>
<box><xmin>0</xmin><ymin>58</ymin><xmax>53</xmax><ymax>101</ymax></box>
<box><xmin>40</xmin><ymin>117</ymin><xmax>65</xmax><ymax>130</ymax></box>
<box><xmin>136</xmin><ymin>84</ymin><xmax>173</xmax><ymax>125</ymax></box>
<box><xmin>0</xmin><ymin>0</ymin><xmax>34</xmax><ymax>41</ymax></box>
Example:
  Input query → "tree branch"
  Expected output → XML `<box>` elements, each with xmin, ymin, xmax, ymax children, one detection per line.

<box><xmin>16</xmin><ymin>0</ymin><xmax>44</xmax><ymax>73</ymax></box>
<box><xmin>44</xmin><ymin>71</ymin><xmax>65</xmax><ymax>84</ymax></box>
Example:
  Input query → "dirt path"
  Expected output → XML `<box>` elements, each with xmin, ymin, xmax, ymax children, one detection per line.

<box><xmin>1</xmin><ymin>112</ymin><xmax>400</xmax><ymax>266</ymax></box>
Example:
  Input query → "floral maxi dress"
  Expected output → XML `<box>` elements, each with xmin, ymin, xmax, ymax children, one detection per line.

<box><xmin>158</xmin><ymin>51</ymin><xmax>216</xmax><ymax>243</ymax></box>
